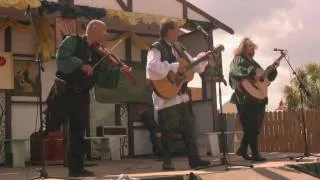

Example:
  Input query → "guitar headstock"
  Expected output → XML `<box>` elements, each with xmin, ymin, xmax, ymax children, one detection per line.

<box><xmin>213</xmin><ymin>44</ymin><xmax>225</xmax><ymax>54</ymax></box>
<box><xmin>198</xmin><ymin>45</ymin><xmax>225</xmax><ymax>60</ymax></box>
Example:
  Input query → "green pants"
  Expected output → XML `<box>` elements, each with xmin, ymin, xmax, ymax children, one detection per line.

<box><xmin>158</xmin><ymin>102</ymin><xmax>200</xmax><ymax>165</ymax></box>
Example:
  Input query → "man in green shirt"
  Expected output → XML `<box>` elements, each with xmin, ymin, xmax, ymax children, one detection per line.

<box><xmin>229</xmin><ymin>37</ymin><xmax>280</xmax><ymax>162</ymax></box>
<box><xmin>46</xmin><ymin>20</ymin><xmax>131</xmax><ymax>177</ymax></box>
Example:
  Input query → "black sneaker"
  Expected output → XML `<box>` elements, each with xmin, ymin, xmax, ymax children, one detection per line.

<box><xmin>190</xmin><ymin>160</ymin><xmax>211</xmax><ymax>169</ymax></box>
<box><xmin>69</xmin><ymin>169</ymin><xmax>95</xmax><ymax>177</ymax></box>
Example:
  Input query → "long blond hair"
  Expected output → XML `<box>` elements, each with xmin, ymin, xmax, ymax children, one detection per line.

<box><xmin>233</xmin><ymin>37</ymin><xmax>258</xmax><ymax>57</ymax></box>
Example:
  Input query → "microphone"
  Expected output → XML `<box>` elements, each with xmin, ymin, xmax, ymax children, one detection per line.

<box><xmin>24</xmin><ymin>5</ymin><xmax>31</xmax><ymax>16</ymax></box>
<box><xmin>195</xmin><ymin>23</ymin><xmax>209</xmax><ymax>37</ymax></box>
<box><xmin>221</xmin><ymin>77</ymin><xmax>228</xmax><ymax>86</ymax></box>
<box><xmin>274</xmin><ymin>48</ymin><xmax>286</xmax><ymax>52</ymax></box>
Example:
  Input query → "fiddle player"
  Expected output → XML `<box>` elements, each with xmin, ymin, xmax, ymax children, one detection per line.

<box><xmin>45</xmin><ymin>19</ymin><xmax>131</xmax><ymax>177</ymax></box>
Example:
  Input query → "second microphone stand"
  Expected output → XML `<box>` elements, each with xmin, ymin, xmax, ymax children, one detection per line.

<box><xmin>282</xmin><ymin>50</ymin><xmax>320</xmax><ymax>161</ymax></box>
<box><xmin>196</xmin><ymin>30</ymin><xmax>253</xmax><ymax>170</ymax></box>
<box><xmin>25</xmin><ymin>7</ymin><xmax>61</xmax><ymax>180</ymax></box>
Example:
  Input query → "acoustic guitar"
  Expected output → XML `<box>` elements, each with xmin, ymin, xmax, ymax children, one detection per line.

<box><xmin>240</xmin><ymin>52</ymin><xmax>286</xmax><ymax>101</ymax></box>
<box><xmin>150</xmin><ymin>45</ymin><xmax>224</xmax><ymax>99</ymax></box>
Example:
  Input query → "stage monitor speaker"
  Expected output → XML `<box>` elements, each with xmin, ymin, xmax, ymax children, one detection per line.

<box><xmin>0</xmin><ymin>52</ymin><xmax>14</xmax><ymax>89</ymax></box>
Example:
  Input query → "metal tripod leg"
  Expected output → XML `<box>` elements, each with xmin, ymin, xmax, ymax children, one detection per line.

<box><xmin>196</xmin><ymin>81</ymin><xmax>254</xmax><ymax>171</ymax></box>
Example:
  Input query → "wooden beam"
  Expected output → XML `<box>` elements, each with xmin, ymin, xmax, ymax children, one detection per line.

<box><xmin>127</xmin><ymin>0</ymin><xmax>133</xmax><ymax>11</ymax></box>
<box><xmin>108</xmin><ymin>29</ymin><xmax>159</xmax><ymax>38</ymax></box>
<box><xmin>115</xmin><ymin>104</ymin><xmax>121</xmax><ymax>126</ymax></box>
<box><xmin>116</xmin><ymin>0</ymin><xmax>130</xmax><ymax>11</ymax></box>
<box><xmin>125</xmin><ymin>38</ymin><xmax>132</xmax><ymax>62</ymax></box>
<box><xmin>211</xmin><ymin>79</ymin><xmax>218</xmax><ymax>131</ymax></box>
<box><xmin>208</xmin><ymin>31</ymin><xmax>217</xmax><ymax>131</ymax></box>
<box><xmin>201</xmin><ymin>30</ymin><xmax>214</xmax><ymax>101</ymax></box>
<box><xmin>10</xmin><ymin>100</ymin><xmax>45</xmax><ymax>104</ymax></box>
<box><xmin>13</xmin><ymin>53</ymin><xmax>56</xmax><ymax>60</ymax></box>
<box><xmin>176</xmin><ymin>0</ymin><xmax>234</xmax><ymax>34</ymax></box>
<box><xmin>181</xmin><ymin>0</ymin><xmax>188</xmax><ymax>19</ymax></box>
<box><xmin>58</xmin><ymin>0</ymin><xmax>74</xmax><ymax>6</ymax></box>
<box><xmin>4</xmin><ymin>27</ymin><xmax>12</xmax><ymax>141</ymax></box>
<box><xmin>4</xmin><ymin>28</ymin><xmax>11</xmax><ymax>52</ymax></box>
<box><xmin>127</xmin><ymin>104</ymin><xmax>134</xmax><ymax>156</ymax></box>
<box><xmin>4</xmin><ymin>27</ymin><xmax>12</xmax><ymax>165</ymax></box>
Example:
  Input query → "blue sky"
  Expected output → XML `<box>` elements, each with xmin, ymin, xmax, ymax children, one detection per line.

<box><xmin>187</xmin><ymin>0</ymin><xmax>320</xmax><ymax>111</ymax></box>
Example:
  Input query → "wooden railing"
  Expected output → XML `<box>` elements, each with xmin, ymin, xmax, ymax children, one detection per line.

<box><xmin>228</xmin><ymin>109</ymin><xmax>320</xmax><ymax>153</ymax></box>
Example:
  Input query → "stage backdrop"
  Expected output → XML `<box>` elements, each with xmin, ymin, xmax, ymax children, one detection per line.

<box><xmin>94</xmin><ymin>62</ymin><xmax>153</xmax><ymax>104</ymax></box>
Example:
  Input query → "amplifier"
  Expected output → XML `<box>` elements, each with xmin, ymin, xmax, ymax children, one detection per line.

<box><xmin>96</xmin><ymin>126</ymin><xmax>127</xmax><ymax>136</ymax></box>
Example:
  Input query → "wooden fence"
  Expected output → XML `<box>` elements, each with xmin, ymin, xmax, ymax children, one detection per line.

<box><xmin>227</xmin><ymin>109</ymin><xmax>320</xmax><ymax>153</ymax></box>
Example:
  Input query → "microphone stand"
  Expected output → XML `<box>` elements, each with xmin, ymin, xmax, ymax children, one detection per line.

<box><xmin>25</xmin><ymin>7</ymin><xmax>59</xmax><ymax>179</ymax></box>
<box><xmin>195</xmin><ymin>28</ymin><xmax>253</xmax><ymax>170</ymax></box>
<box><xmin>281</xmin><ymin>50</ymin><xmax>320</xmax><ymax>161</ymax></box>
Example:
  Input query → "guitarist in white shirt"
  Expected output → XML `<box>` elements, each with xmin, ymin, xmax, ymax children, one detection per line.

<box><xmin>229</xmin><ymin>37</ymin><xmax>280</xmax><ymax>162</ymax></box>
<box><xmin>146</xmin><ymin>20</ymin><xmax>210</xmax><ymax>170</ymax></box>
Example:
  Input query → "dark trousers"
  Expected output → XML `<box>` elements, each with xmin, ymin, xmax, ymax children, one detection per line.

<box><xmin>46</xmin><ymin>91</ymin><xmax>89</xmax><ymax>174</ymax></box>
<box><xmin>236</xmin><ymin>102</ymin><xmax>265</xmax><ymax>155</ymax></box>
<box><xmin>157</xmin><ymin>103</ymin><xmax>200</xmax><ymax>166</ymax></box>
<box><xmin>140</xmin><ymin>109</ymin><xmax>161</xmax><ymax>154</ymax></box>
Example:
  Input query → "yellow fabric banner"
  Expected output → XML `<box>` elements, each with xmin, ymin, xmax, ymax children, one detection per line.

<box><xmin>131</xmin><ymin>33</ymin><xmax>149</xmax><ymax>50</ymax></box>
<box><xmin>0</xmin><ymin>16</ymin><xmax>54</xmax><ymax>61</ymax></box>
<box><xmin>105</xmin><ymin>31</ymin><xmax>150</xmax><ymax>50</ymax></box>
<box><xmin>79</xmin><ymin>23</ymin><xmax>150</xmax><ymax>50</ymax></box>
<box><xmin>35</xmin><ymin>15</ymin><xmax>54</xmax><ymax>61</ymax></box>
<box><xmin>0</xmin><ymin>0</ymin><xmax>41</xmax><ymax>10</ymax></box>
<box><xmin>107</xmin><ymin>9</ymin><xmax>185</xmax><ymax>26</ymax></box>
<box><xmin>0</xmin><ymin>18</ymin><xmax>31</xmax><ymax>31</ymax></box>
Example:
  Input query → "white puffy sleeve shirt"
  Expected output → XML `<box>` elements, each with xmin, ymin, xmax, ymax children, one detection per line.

<box><xmin>146</xmin><ymin>42</ymin><xmax>208</xmax><ymax>110</ymax></box>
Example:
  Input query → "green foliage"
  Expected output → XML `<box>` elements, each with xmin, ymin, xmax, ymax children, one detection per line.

<box><xmin>284</xmin><ymin>63</ymin><xmax>320</xmax><ymax>110</ymax></box>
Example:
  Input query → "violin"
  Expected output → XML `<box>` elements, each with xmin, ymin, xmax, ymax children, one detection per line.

<box><xmin>91</xmin><ymin>43</ymin><xmax>137</xmax><ymax>84</ymax></box>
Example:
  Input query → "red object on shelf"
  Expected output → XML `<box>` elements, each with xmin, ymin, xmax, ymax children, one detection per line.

<box><xmin>44</xmin><ymin>131</ymin><xmax>64</xmax><ymax>163</ymax></box>
<box><xmin>0</xmin><ymin>56</ymin><xmax>6</xmax><ymax>66</ymax></box>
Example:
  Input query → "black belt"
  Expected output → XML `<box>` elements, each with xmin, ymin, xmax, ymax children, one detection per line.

<box><xmin>66</xmin><ymin>86</ymin><xmax>89</xmax><ymax>94</ymax></box>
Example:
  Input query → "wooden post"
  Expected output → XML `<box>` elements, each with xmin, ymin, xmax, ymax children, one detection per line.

<box><xmin>58</xmin><ymin>0</ymin><xmax>74</xmax><ymax>6</ymax></box>
<box><xmin>4</xmin><ymin>27</ymin><xmax>12</xmax><ymax>166</ymax></box>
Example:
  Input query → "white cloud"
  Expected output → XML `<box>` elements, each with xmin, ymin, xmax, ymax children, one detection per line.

<box><xmin>245</xmin><ymin>10</ymin><xmax>304</xmax><ymax>40</ymax></box>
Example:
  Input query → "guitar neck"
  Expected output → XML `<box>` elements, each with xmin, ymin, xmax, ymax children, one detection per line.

<box><xmin>185</xmin><ymin>55</ymin><xmax>209</xmax><ymax>71</ymax></box>
<box><xmin>184</xmin><ymin>45</ymin><xmax>225</xmax><ymax>72</ymax></box>
<box><xmin>264</xmin><ymin>54</ymin><xmax>285</xmax><ymax>77</ymax></box>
